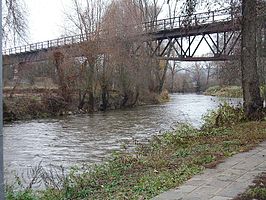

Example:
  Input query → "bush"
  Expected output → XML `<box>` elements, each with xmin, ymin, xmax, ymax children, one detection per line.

<box><xmin>202</xmin><ymin>102</ymin><xmax>246</xmax><ymax>129</ymax></box>
<box><xmin>205</xmin><ymin>86</ymin><xmax>221</xmax><ymax>94</ymax></box>
<box><xmin>159</xmin><ymin>90</ymin><xmax>170</xmax><ymax>102</ymax></box>
<box><xmin>41</xmin><ymin>94</ymin><xmax>67</xmax><ymax>114</ymax></box>
<box><xmin>4</xmin><ymin>97</ymin><xmax>47</xmax><ymax>120</ymax></box>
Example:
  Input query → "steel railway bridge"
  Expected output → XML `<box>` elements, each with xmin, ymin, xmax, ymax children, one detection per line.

<box><xmin>2</xmin><ymin>7</ymin><xmax>266</xmax><ymax>67</ymax></box>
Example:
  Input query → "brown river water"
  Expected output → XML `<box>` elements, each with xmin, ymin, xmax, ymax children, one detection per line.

<box><xmin>4</xmin><ymin>94</ymin><xmax>241</xmax><ymax>181</ymax></box>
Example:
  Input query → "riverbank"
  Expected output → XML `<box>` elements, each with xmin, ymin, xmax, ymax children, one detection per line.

<box><xmin>204</xmin><ymin>86</ymin><xmax>243</xmax><ymax>98</ymax></box>
<box><xmin>3</xmin><ymin>89</ymin><xmax>169</xmax><ymax>122</ymax></box>
<box><xmin>204</xmin><ymin>85</ymin><xmax>266</xmax><ymax>101</ymax></box>
<box><xmin>7</xmin><ymin>105</ymin><xmax>266</xmax><ymax>200</ymax></box>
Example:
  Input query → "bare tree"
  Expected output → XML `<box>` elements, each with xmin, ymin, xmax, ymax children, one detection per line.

<box><xmin>102</xmin><ymin>0</ymin><xmax>147</xmax><ymax>107</ymax></box>
<box><xmin>64</xmin><ymin>0</ymin><xmax>106</xmax><ymax>112</ymax></box>
<box><xmin>2</xmin><ymin>0</ymin><xmax>28</xmax><ymax>47</ymax></box>
<box><xmin>133</xmin><ymin>0</ymin><xmax>166</xmax><ymax>22</ymax></box>
<box><xmin>168</xmin><ymin>61</ymin><xmax>189</xmax><ymax>93</ymax></box>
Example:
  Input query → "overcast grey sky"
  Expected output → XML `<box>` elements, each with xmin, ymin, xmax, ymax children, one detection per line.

<box><xmin>26</xmin><ymin>0</ymin><xmax>172</xmax><ymax>43</ymax></box>
<box><xmin>27</xmin><ymin>0</ymin><xmax>72</xmax><ymax>43</ymax></box>
<box><xmin>25</xmin><ymin>0</ymin><xmax>219</xmax><ymax>43</ymax></box>
<box><xmin>25</xmin><ymin>0</ymin><xmax>224</xmax><ymax>58</ymax></box>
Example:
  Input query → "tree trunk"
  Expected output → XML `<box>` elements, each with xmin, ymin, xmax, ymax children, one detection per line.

<box><xmin>101</xmin><ymin>85</ymin><xmax>108</xmax><ymax>111</ymax></box>
<box><xmin>54</xmin><ymin>52</ymin><xmax>71</xmax><ymax>102</ymax></box>
<box><xmin>101</xmin><ymin>54</ymin><xmax>108</xmax><ymax>111</ymax></box>
<box><xmin>206</xmin><ymin>65</ymin><xmax>211</xmax><ymax>87</ymax></box>
<box><xmin>171</xmin><ymin>70</ymin><xmax>174</xmax><ymax>93</ymax></box>
<box><xmin>87</xmin><ymin>60</ymin><xmax>95</xmax><ymax>113</ymax></box>
<box><xmin>78</xmin><ymin>90</ymin><xmax>87</xmax><ymax>110</ymax></box>
<box><xmin>158</xmin><ymin>61</ymin><xmax>169</xmax><ymax>94</ymax></box>
<box><xmin>88</xmin><ymin>91</ymin><xmax>94</xmax><ymax>112</ymax></box>
<box><xmin>241</xmin><ymin>0</ymin><xmax>263</xmax><ymax>119</ymax></box>
<box><xmin>121</xmin><ymin>93</ymin><xmax>129</xmax><ymax>107</ymax></box>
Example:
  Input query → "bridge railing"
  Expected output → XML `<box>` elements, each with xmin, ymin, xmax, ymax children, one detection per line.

<box><xmin>144</xmin><ymin>7</ymin><xmax>241</xmax><ymax>32</ymax></box>
<box><xmin>2</xmin><ymin>32</ymin><xmax>103</xmax><ymax>55</ymax></box>
<box><xmin>2</xmin><ymin>34</ymin><xmax>87</xmax><ymax>55</ymax></box>
<box><xmin>3</xmin><ymin>7</ymin><xmax>241</xmax><ymax>56</ymax></box>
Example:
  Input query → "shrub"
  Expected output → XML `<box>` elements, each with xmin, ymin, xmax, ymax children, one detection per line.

<box><xmin>41</xmin><ymin>94</ymin><xmax>67</xmax><ymax>114</ymax></box>
<box><xmin>205</xmin><ymin>86</ymin><xmax>221</xmax><ymax>94</ymax></box>
<box><xmin>202</xmin><ymin>102</ymin><xmax>246</xmax><ymax>129</ymax></box>
<box><xmin>157</xmin><ymin>90</ymin><xmax>170</xmax><ymax>103</ymax></box>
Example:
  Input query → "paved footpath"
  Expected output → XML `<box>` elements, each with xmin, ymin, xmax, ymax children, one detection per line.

<box><xmin>153</xmin><ymin>141</ymin><xmax>266</xmax><ymax>200</ymax></box>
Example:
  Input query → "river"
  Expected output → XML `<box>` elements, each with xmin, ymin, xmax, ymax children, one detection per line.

<box><xmin>4</xmin><ymin>94</ymin><xmax>241</xmax><ymax>180</ymax></box>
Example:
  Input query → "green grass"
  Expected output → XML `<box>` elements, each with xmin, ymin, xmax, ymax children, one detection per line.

<box><xmin>234</xmin><ymin>173</ymin><xmax>266</xmax><ymax>200</ymax></box>
<box><xmin>204</xmin><ymin>85</ymin><xmax>243</xmax><ymax>98</ymax></box>
<box><xmin>204</xmin><ymin>85</ymin><xmax>266</xmax><ymax>101</ymax></box>
<box><xmin>6</xmin><ymin>105</ymin><xmax>266</xmax><ymax>200</ymax></box>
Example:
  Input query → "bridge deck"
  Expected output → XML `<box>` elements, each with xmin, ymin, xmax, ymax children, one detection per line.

<box><xmin>2</xmin><ymin>7</ymin><xmax>265</xmax><ymax>64</ymax></box>
<box><xmin>149</xmin><ymin>20</ymin><xmax>241</xmax><ymax>40</ymax></box>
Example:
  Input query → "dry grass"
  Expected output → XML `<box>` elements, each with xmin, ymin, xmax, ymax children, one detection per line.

<box><xmin>7</xmin><ymin>120</ymin><xmax>266</xmax><ymax>200</ymax></box>
<box><xmin>234</xmin><ymin>173</ymin><xmax>266</xmax><ymax>200</ymax></box>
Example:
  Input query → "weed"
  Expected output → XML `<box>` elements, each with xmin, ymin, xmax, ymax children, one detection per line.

<box><xmin>202</xmin><ymin>102</ymin><xmax>246</xmax><ymax>129</ymax></box>
<box><xmin>234</xmin><ymin>173</ymin><xmax>266</xmax><ymax>200</ymax></box>
<box><xmin>204</xmin><ymin>85</ymin><xmax>243</xmax><ymax>98</ymax></box>
<box><xmin>6</xmin><ymin>108</ymin><xmax>266</xmax><ymax>200</ymax></box>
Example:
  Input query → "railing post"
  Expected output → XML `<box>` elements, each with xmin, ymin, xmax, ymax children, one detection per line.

<box><xmin>164</xmin><ymin>19</ymin><xmax>166</xmax><ymax>30</ymax></box>
<box><xmin>179</xmin><ymin>17</ymin><xmax>181</xmax><ymax>27</ymax></box>
<box><xmin>72</xmin><ymin>36</ymin><xmax>74</xmax><ymax>44</ymax></box>
<box><xmin>212</xmin><ymin>11</ymin><xmax>215</xmax><ymax>22</ymax></box>
<box><xmin>230</xmin><ymin>7</ymin><xmax>234</xmax><ymax>21</ymax></box>
<box><xmin>144</xmin><ymin>22</ymin><xmax>147</xmax><ymax>32</ymax></box>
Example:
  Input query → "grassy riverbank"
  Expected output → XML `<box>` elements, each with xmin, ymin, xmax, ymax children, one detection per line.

<box><xmin>204</xmin><ymin>86</ymin><xmax>243</xmax><ymax>98</ymax></box>
<box><xmin>7</xmin><ymin>105</ymin><xmax>266</xmax><ymax>200</ymax></box>
<box><xmin>204</xmin><ymin>85</ymin><xmax>266</xmax><ymax>100</ymax></box>
<box><xmin>4</xmin><ymin>90</ymin><xmax>169</xmax><ymax>122</ymax></box>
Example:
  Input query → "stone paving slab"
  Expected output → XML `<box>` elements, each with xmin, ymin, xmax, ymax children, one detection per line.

<box><xmin>152</xmin><ymin>141</ymin><xmax>266</xmax><ymax>200</ymax></box>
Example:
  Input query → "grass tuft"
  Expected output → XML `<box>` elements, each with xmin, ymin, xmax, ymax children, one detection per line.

<box><xmin>6</xmin><ymin>105</ymin><xmax>266</xmax><ymax>200</ymax></box>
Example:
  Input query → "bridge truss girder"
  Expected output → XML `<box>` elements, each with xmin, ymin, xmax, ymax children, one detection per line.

<box><xmin>145</xmin><ymin>30</ymin><xmax>242</xmax><ymax>62</ymax></box>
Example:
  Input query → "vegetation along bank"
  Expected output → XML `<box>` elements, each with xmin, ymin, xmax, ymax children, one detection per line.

<box><xmin>6</xmin><ymin>104</ymin><xmax>266</xmax><ymax>200</ymax></box>
<box><xmin>3</xmin><ymin>88</ymin><xmax>169</xmax><ymax>122</ymax></box>
<box><xmin>204</xmin><ymin>85</ymin><xmax>266</xmax><ymax>100</ymax></box>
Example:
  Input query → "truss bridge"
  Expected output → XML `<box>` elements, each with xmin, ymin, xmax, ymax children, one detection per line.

<box><xmin>2</xmin><ymin>7</ymin><xmax>266</xmax><ymax>66</ymax></box>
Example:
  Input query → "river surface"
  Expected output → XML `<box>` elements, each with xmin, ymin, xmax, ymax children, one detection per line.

<box><xmin>4</xmin><ymin>94</ymin><xmax>241</xmax><ymax>180</ymax></box>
